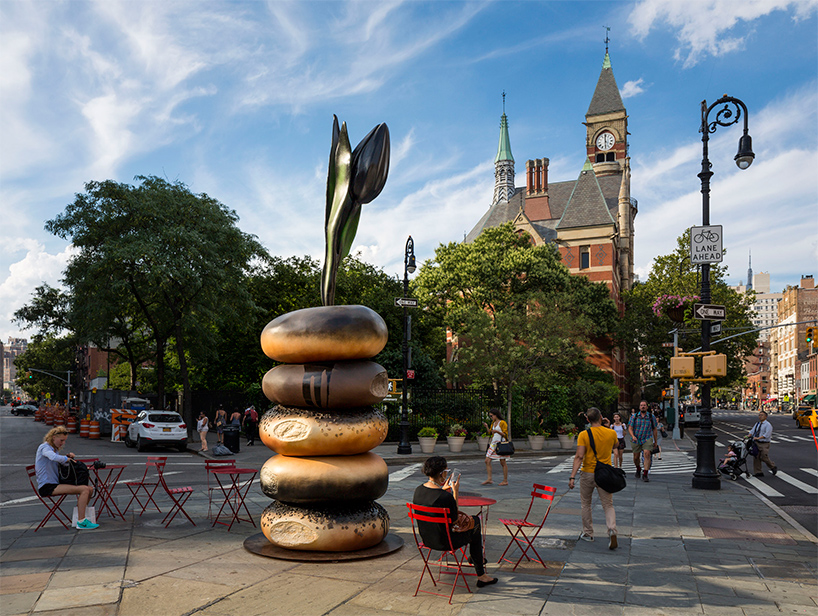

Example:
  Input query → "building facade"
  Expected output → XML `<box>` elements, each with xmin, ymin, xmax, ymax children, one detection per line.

<box><xmin>769</xmin><ymin>275</ymin><xmax>817</xmax><ymax>409</ymax></box>
<box><xmin>464</xmin><ymin>49</ymin><xmax>636</xmax><ymax>407</ymax></box>
<box><xmin>3</xmin><ymin>338</ymin><xmax>28</xmax><ymax>398</ymax></box>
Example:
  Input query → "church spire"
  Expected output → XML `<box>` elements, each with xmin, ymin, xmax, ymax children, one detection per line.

<box><xmin>493</xmin><ymin>92</ymin><xmax>515</xmax><ymax>205</ymax></box>
<box><xmin>586</xmin><ymin>39</ymin><xmax>625</xmax><ymax>118</ymax></box>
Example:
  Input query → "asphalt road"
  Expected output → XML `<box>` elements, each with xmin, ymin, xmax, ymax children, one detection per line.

<box><xmin>710</xmin><ymin>409</ymin><xmax>818</xmax><ymax>538</ymax></box>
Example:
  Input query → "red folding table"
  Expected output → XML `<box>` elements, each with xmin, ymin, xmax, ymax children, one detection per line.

<box><xmin>457</xmin><ymin>495</ymin><xmax>497</xmax><ymax>550</ymax></box>
<box><xmin>90</xmin><ymin>464</ymin><xmax>127</xmax><ymax>520</ymax></box>
<box><xmin>210</xmin><ymin>468</ymin><xmax>257</xmax><ymax>531</ymax></box>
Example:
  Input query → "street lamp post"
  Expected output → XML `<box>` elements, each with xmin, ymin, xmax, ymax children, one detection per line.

<box><xmin>397</xmin><ymin>236</ymin><xmax>416</xmax><ymax>454</ymax></box>
<box><xmin>693</xmin><ymin>95</ymin><xmax>754</xmax><ymax>490</ymax></box>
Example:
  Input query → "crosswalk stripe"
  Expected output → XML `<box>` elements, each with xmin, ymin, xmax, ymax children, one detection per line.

<box><xmin>389</xmin><ymin>463</ymin><xmax>422</xmax><ymax>483</ymax></box>
<box><xmin>775</xmin><ymin>435</ymin><xmax>795</xmax><ymax>443</ymax></box>
<box><xmin>793</xmin><ymin>435</ymin><xmax>814</xmax><ymax>441</ymax></box>
<box><xmin>715</xmin><ymin>441</ymin><xmax>725</xmax><ymax>448</ymax></box>
<box><xmin>801</xmin><ymin>468</ymin><xmax>818</xmax><ymax>478</ymax></box>
<box><xmin>776</xmin><ymin>472</ymin><xmax>818</xmax><ymax>494</ymax></box>
<box><xmin>743</xmin><ymin>475</ymin><xmax>784</xmax><ymax>497</ymax></box>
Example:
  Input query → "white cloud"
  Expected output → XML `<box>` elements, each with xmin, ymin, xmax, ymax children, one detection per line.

<box><xmin>0</xmin><ymin>243</ymin><xmax>75</xmax><ymax>340</ymax></box>
<box><xmin>629</xmin><ymin>0</ymin><xmax>818</xmax><ymax>67</ymax></box>
<box><xmin>620</xmin><ymin>78</ymin><xmax>646</xmax><ymax>99</ymax></box>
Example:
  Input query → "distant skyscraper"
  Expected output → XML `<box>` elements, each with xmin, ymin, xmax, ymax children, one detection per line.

<box><xmin>746</xmin><ymin>251</ymin><xmax>753</xmax><ymax>292</ymax></box>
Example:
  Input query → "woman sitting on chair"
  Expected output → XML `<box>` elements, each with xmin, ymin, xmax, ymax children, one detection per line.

<box><xmin>412</xmin><ymin>456</ymin><xmax>498</xmax><ymax>587</ymax></box>
<box><xmin>35</xmin><ymin>426</ymin><xmax>98</xmax><ymax>530</ymax></box>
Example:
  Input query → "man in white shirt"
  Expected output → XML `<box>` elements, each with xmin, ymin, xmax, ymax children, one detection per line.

<box><xmin>749</xmin><ymin>410</ymin><xmax>777</xmax><ymax>478</ymax></box>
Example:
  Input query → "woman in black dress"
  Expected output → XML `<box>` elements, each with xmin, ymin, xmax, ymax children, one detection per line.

<box><xmin>412</xmin><ymin>456</ymin><xmax>498</xmax><ymax>587</ymax></box>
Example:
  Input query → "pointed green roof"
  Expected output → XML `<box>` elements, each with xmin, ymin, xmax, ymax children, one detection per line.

<box><xmin>495</xmin><ymin>113</ymin><xmax>514</xmax><ymax>163</ymax></box>
<box><xmin>586</xmin><ymin>52</ymin><xmax>625</xmax><ymax>117</ymax></box>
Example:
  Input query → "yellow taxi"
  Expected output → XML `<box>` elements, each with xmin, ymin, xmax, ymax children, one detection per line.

<box><xmin>795</xmin><ymin>407</ymin><xmax>818</xmax><ymax>429</ymax></box>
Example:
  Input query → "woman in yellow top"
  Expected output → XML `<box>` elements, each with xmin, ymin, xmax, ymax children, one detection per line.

<box><xmin>568</xmin><ymin>407</ymin><xmax>618</xmax><ymax>549</ymax></box>
<box><xmin>482</xmin><ymin>409</ymin><xmax>509</xmax><ymax>485</ymax></box>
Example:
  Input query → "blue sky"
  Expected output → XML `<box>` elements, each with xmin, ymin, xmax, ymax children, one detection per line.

<box><xmin>2</xmin><ymin>0</ymin><xmax>817</xmax><ymax>342</ymax></box>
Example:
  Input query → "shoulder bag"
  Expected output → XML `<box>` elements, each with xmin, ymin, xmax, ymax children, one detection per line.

<box><xmin>58</xmin><ymin>460</ymin><xmax>90</xmax><ymax>486</ymax></box>
<box><xmin>495</xmin><ymin>440</ymin><xmax>515</xmax><ymax>456</ymax></box>
<box><xmin>586</xmin><ymin>428</ymin><xmax>626</xmax><ymax>493</ymax></box>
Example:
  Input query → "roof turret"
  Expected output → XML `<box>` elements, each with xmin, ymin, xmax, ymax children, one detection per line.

<box><xmin>586</xmin><ymin>51</ymin><xmax>625</xmax><ymax>117</ymax></box>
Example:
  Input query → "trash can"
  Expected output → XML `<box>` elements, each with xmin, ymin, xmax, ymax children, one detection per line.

<box><xmin>223</xmin><ymin>425</ymin><xmax>241</xmax><ymax>454</ymax></box>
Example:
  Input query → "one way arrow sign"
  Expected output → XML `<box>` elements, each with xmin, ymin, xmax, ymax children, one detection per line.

<box><xmin>395</xmin><ymin>297</ymin><xmax>419</xmax><ymax>308</ymax></box>
<box><xmin>693</xmin><ymin>303</ymin><xmax>726</xmax><ymax>321</ymax></box>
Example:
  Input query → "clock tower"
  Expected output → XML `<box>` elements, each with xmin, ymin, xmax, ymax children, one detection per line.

<box><xmin>584</xmin><ymin>48</ymin><xmax>628</xmax><ymax>177</ymax></box>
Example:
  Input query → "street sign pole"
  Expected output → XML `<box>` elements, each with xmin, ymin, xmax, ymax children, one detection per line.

<box><xmin>673</xmin><ymin>329</ymin><xmax>681</xmax><ymax>440</ymax></box>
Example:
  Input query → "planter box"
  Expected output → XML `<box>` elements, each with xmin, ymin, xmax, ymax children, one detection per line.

<box><xmin>418</xmin><ymin>436</ymin><xmax>437</xmax><ymax>454</ymax></box>
<box><xmin>558</xmin><ymin>434</ymin><xmax>576</xmax><ymax>449</ymax></box>
<box><xmin>476</xmin><ymin>436</ymin><xmax>491</xmax><ymax>452</ymax></box>
<box><xmin>527</xmin><ymin>435</ymin><xmax>546</xmax><ymax>450</ymax></box>
<box><xmin>447</xmin><ymin>436</ymin><xmax>466</xmax><ymax>453</ymax></box>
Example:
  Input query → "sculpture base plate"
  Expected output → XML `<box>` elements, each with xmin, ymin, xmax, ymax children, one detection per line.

<box><xmin>243</xmin><ymin>532</ymin><xmax>404</xmax><ymax>562</ymax></box>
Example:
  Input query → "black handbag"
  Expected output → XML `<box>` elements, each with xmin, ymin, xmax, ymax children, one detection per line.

<box><xmin>495</xmin><ymin>440</ymin><xmax>515</xmax><ymax>456</ymax></box>
<box><xmin>586</xmin><ymin>429</ymin><xmax>626</xmax><ymax>493</ymax></box>
<box><xmin>58</xmin><ymin>460</ymin><xmax>90</xmax><ymax>486</ymax></box>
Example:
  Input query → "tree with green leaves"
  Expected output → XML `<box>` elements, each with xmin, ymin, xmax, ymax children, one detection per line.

<box><xmin>618</xmin><ymin>229</ymin><xmax>757</xmax><ymax>399</ymax></box>
<box><xmin>45</xmin><ymin>176</ymin><xmax>267</xmax><ymax>428</ymax></box>
<box><xmin>414</xmin><ymin>223</ymin><xmax>620</xmax><ymax>434</ymax></box>
<box><xmin>14</xmin><ymin>334</ymin><xmax>76</xmax><ymax>402</ymax></box>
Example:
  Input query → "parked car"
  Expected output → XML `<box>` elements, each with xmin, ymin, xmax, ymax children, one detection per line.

<box><xmin>124</xmin><ymin>411</ymin><xmax>187</xmax><ymax>452</ymax></box>
<box><xmin>11</xmin><ymin>404</ymin><xmax>38</xmax><ymax>416</ymax></box>
<box><xmin>683</xmin><ymin>405</ymin><xmax>701</xmax><ymax>426</ymax></box>
<box><xmin>795</xmin><ymin>407</ymin><xmax>818</xmax><ymax>429</ymax></box>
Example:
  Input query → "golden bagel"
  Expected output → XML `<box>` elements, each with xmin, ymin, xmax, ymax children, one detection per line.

<box><xmin>262</xmin><ymin>361</ymin><xmax>388</xmax><ymax>408</ymax></box>
<box><xmin>259</xmin><ymin>452</ymin><xmax>388</xmax><ymax>503</ymax></box>
<box><xmin>261</xmin><ymin>500</ymin><xmax>389</xmax><ymax>552</ymax></box>
<box><xmin>259</xmin><ymin>405</ymin><xmax>388</xmax><ymax>456</ymax></box>
<box><xmin>261</xmin><ymin>305</ymin><xmax>388</xmax><ymax>363</ymax></box>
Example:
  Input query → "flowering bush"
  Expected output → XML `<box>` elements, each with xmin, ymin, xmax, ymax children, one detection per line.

<box><xmin>652</xmin><ymin>294</ymin><xmax>700</xmax><ymax>318</ymax></box>
<box><xmin>448</xmin><ymin>423</ymin><xmax>468</xmax><ymax>437</ymax></box>
<box><xmin>418</xmin><ymin>427</ymin><xmax>438</xmax><ymax>438</ymax></box>
<box><xmin>557</xmin><ymin>423</ymin><xmax>578</xmax><ymax>435</ymax></box>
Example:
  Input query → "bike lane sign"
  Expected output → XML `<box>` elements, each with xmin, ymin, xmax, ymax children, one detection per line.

<box><xmin>690</xmin><ymin>225</ymin><xmax>723</xmax><ymax>264</ymax></box>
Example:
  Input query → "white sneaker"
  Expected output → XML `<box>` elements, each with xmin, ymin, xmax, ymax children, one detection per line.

<box><xmin>579</xmin><ymin>533</ymin><xmax>594</xmax><ymax>542</ymax></box>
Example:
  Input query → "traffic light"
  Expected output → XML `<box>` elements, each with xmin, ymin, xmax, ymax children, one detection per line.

<box><xmin>807</xmin><ymin>327</ymin><xmax>815</xmax><ymax>344</ymax></box>
<box><xmin>26</xmin><ymin>371</ymin><xmax>32</xmax><ymax>379</ymax></box>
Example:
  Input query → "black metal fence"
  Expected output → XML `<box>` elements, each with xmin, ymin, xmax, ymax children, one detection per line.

<box><xmin>380</xmin><ymin>388</ymin><xmax>559</xmax><ymax>441</ymax></box>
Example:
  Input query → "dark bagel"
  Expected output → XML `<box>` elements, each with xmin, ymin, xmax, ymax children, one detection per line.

<box><xmin>259</xmin><ymin>452</ymin><xmax>388</xmax><ymax>503</ymax></box>
<box><xmin>261</xmin><ymin>305</ymin><xmax>388</xmax><ymax>363</ymax></box>
<box><xmin>262</xmin><ymin>361</ymin><xmax>388</xmax><ymax>408</ymax></box>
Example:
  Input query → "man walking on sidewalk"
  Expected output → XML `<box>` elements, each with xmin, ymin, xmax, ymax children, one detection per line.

<box><xmin>628</xmin><ymin>401</ymin><xmax>658</xmax><ymax>482</ymax></box>
<box><xmin>749</xmin><ymin>410</ymin><xmax>777</xmax><ymax>478</ymax></box>
<box><xmin>569</xmin><ymin>407</ymin><xmax>618</xmax><ymax>549</ymax></box>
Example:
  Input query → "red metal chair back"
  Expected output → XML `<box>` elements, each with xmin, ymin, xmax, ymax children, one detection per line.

<box><xmin>26</xmin><ymin>464</ymin><xmax>70</xmax><ymax>531</ymax></box>
<box><xmin>406</xmin><ymin>502</ymin><xmax>473</xmax><ymax>603</ymax></box>
<box><xmin>204</xmin><ymin>459</ymin><xmax>236</xmax><ymax>518</ymax></box>
<box><xmin>123</xmin><ymin>456</ymin><xmax>167</xmax><ymax>515</ymax></box>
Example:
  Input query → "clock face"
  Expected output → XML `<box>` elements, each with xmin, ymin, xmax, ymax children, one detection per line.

<box><xmin>596</xmin><ymin>132</ymin><xmax>615</xmax><ymax>151</ymax></box>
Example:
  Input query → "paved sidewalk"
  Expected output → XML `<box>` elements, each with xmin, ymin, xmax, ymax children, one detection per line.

<box><xmin>1</xmin><ymin>438</ymin><xmax>816</xmax><ymax>615</ymax></box>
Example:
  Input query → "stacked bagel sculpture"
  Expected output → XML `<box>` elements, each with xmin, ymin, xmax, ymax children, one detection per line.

<box><xmin>257</xmin><ymin>117</ymin><xmax>393</xmax><ymax>552</ymax></box>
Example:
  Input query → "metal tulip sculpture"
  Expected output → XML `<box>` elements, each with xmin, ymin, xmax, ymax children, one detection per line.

<box><xmin>322</xmin><ymin>116</ymin><xmax>390</xmax><ymax>306</ymax></box>
<box><xmin>254</xmin><ymin>117</ymin><xmax>397</xmax><ymax>557</ymax></box>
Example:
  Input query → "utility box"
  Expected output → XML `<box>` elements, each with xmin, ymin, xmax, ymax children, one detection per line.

<box><xmin>703</xmin><ymin>354</ymin><xmax>727</xmax><ymax>377</ymax></box>
<box><xmin>670</xmin><ymin>356</ymin><xmax>695</xmax><ymax>378</ymax></box>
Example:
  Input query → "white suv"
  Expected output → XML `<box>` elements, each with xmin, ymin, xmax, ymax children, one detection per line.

<box><xmin>125</xmin><ymin>411</ymin><xmax>187</xmax><ymax>452</ymax></box>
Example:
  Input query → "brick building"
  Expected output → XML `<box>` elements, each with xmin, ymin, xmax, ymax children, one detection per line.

<box><xmin>464</xmin><ymin>48</ymin><xmax>636</xmax><ymax>408</ymax></box>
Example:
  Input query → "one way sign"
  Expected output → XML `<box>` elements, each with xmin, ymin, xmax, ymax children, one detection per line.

<box><xmin>395</xmin><ymin>297</ymin><xmax>419</xmax><ymax>308</ymax></box>
<box><xmin>693</xmin><ymin>303</ymin><xmax>726</xmax><ymax>321</ymax></box>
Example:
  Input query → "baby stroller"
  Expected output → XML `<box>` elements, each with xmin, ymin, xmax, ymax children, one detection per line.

<box><xmin>718</xmin><ymin>436</ymin><xmax>752</xmax><ymax>480</ymax></box>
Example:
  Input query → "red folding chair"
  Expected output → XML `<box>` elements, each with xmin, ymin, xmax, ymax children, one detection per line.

<box><xmin>123</xmin><ymin>456</ymin><xmax>167</xmax><ymax>515</ymax></box>
<box><xmin>497</xmin><ymin>483</ymin><xmax>557</xmax><ymax>571</ymax></box>
<box><xmin>26</xmin><ymin>465</ymin><xmax>70</xmax><ymax>531</ymax></box>
<box><xmin>406</xmin><ymin>503</ymin><xmax>474</xmax><ymax>604</ymax></box>
<box><xmin>158</xmin><ymin>462</ymin><xmax>195</xmax><ymax>527</ymax></box>
<box><xmin>204</xmin><ymin>459</ymin><xmax>235</xmax><ymax>519</ymax></box>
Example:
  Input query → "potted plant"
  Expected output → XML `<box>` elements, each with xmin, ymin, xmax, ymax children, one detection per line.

<box><xmin>417</xmin><ymin>427</ymin><xmax>438</xmax><ymax>454</ymax></box>
<box><xmin>557</xmin><ymin>423</ymin><xmax>578</xmax><ymax>449</ymax></box>
<box><xmin>527</xmin><ymin>427</ymin><xmax>549</xmax><ymax>451</ymax></box>
<box><xmin>446</xmin><ymin>424</ymin><xmax>468</xmax><ymax>453</ymax></box>
<box><xmin>476</xmin><ymin>431</ymin><xmax>491</xmax><ymax>452</ymax></box>
<box><xmin>652</xmin><ymin>294</ymin><xmax>700</xmax><ymax>324</ymax></box>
